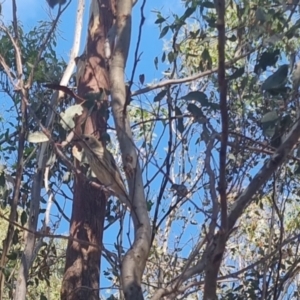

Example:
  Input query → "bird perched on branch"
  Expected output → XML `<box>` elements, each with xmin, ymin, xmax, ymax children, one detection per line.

<box><xmin>75</xmin><ymin>134</ymin><xmax>130</xmax><ymax>208</ymax></box>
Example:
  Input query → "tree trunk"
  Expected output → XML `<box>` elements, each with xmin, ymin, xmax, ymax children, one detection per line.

<box><xmin>61</xmin><ymin>0</ymin><xmax>115</xmax><ymax>299</ymax></box>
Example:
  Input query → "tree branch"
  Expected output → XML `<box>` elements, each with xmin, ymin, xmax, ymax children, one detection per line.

<box><xmin>131</xmin><ymin>51</ymin><xmax>253</xmax><ymax>97</ymax></box>
<box><xmin>108</xmin><ymin>0</ymin><xmax>151</xmax><ymax>299</ymax></box>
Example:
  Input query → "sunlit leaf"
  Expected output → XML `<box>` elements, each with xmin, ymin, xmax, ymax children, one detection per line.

<box><xmin>28</xmin><ymin>131</ymin><xmax>49</xmax><ymax>143</ymax></box>
<box><xmin>60</xmin><ymin>104</ymin><xmax>84</xmax><ymax>130</ymax></box>
<box><xmin>62</xmin><ymin>171</ymin><xmax>71</xmax><ymax>183</ymax></box>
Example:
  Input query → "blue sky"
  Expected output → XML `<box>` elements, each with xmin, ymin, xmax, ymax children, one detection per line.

<box><xmin>2</xmin><ymin>0</ymin><xmax>173</xmax><ymax>85</ymax></box>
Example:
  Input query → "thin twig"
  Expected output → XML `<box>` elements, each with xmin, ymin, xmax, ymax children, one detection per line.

<box><xmin>131</xmin><ymin>50</ymin><xmax>254</xmax><ymax>97</ymax></box>
<box><xmin>125</xmin><ymin>0</ymin><xmax>146</xmax><ymax>111</ymax></box>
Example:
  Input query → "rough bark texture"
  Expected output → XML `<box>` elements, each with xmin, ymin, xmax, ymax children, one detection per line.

<box><xmin>61</xmin><ymin>181</ymin><xmax>105</xmax><ymax>300</ymax></box>
<box><xmin>61</xmin><ymin>0</ymin><xmax>115</xmax><ymax>299</ymax></box>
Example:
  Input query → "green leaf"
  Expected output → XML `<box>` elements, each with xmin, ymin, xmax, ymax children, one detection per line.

<box><xmin>228</xmin><ymin>67</ymin><xmax>244</xmax><ymax>80</ymax></box>
<box><xmin>107</xmin><ymin>215</ymin><xmax>115</xmax><ymax>223</ymax></box>
<box><xmin>27</xmin><ymin>131</ymin><xmax>49</xmax><ymax>143</ymax></box>
<box><xmin>40</xmin><ymin>294</ymin><xmax>48</xmax><ymax>300</ymax></box>
<box><xmin>0</xmin><ymin>186</ymin><xmax>7</xmax><ymax>200</ymax></box>
<box><xmin>155</xmin><ymin>17</ymin><xmax>166</xmax><ymax>24</ymax></box>
<box><xmin>175</xmin><ymin>106</ymin><xmax>184</xmax><ymax>133</ymax></box>
<box><xmin>254</xmin><ymin>49</ymin><xmax>280</xmax><ymax>73</ymax></box>
<box><xmin>261</xmin><ymin>111</ymin><xmax>278</xmax><ymax>123</ymax></box>
<box><xmin>255</xmin><ymin>7</ymin><xmax>267</xmax><ymax>23</ymax></box>
<box><xmin>187</xmin><ymin>103</ymin><xmax>204</xmax><ymax>118</ymax></box>
<box><xmin>60</xmin><ymin>104</ymin><xmax>84</xmax><ymax>130</ymax></box>
<box><xmin>203</xmin><ymin>15</ymin><xmax>216</xmax><ymax>27</ymax></box>
<box><xmin>159</xmin><ymin>26</ymin><xmax>169</xmax><ymax>39</ymax></box>
<box><xmin>201</xmin><ymin>1</ymin><xmax>215</xmax><ymax>8</ymax></box>
<box><xmin>294</xmin><ymin>164</ymin><xmax>300</xmax><ymax>175</ymax></box>
<box><xmin>261</xmin><ymin>65</ymin><xmax>289</xmax><ymax>91</ymax></box>
<box><xmin>181</xmin><ymin>91</ymin><xmax>208</xmax><ymax>106</ymax></box>
<box><xmin>154</xmin><ymin>89</ymin><xmax>167</xmax><ymax>102</ymax></box>
<box><xmin>147</xmin><ymin>200</ymin><xmax>154</xmax><ymax>211</ymax></box>
<box><xmin>285</xmin><ymin>19</ymin><xmax>300</xmax><ymax>39</ymax></box>
<box><xmin>0</xmin><ymin>166</ymin><xmax>5</xmax><ymax>186</ymax></box>
<box><xmin>168</xmin><ymin>51</ymin><xmax>175</xmax><ymax>63</ymax></box>
<box><xmin>261</xmin><ymin>111</ymin><xmax>278</xmax><ymax>137</ymax></box>
<box><xmin>7</xmin><ymin>252</ymin><xmax>18</xmax><ymax>260</ymax></box>
<box><xmin>101</xmin><ymin>132</ymin><xmax>111</xmax><ymax>144</ymax></box>
<box><xmin>34</xmin><ymin>278</ymin><xmax>39</xmax><ymax>287</ymax></box>
<box><xmin>190</xmin><ymin>29</ymin><xmax>200</xmax><ymax>39</ymax></box>
<box><xmin>12</xmin><ymin>229</ymin><xmax>19</xmax><ymax>245</ymax></box>
<box><xmin>139</xmin><ymin>74</ymin><xmax>145</xmax><ymax>85</ymax></box>
<box><xmin>154</xmin><ymin>56</ymin><xmax>158</xmax><ymax>70</ymax></box>
<box><xmin>271</xmin><ymin>129</ymin><xmax>282</xmax><ymax>148</ymax></box>
<box><xmin>296</xmin><ymin>145</ymin><xmax>300</xmax><ymax>158</ymax></box>
<box><xmin>182</xmin><ymin>7</ymin><xmax>196</xmax><ymax>19</ymax></box>
<box><xmin>208</xmin><ymin>102</ymin><xmax>220</xmax><ymax>110</ymax></box>
<box><xmin>280</xmin><ymin>114</ymin><xmax>292</xmax><ymax>131</ymax></box>
<box><xmin>228</xmin><ymin>35</ymin><xmax>237</xmax><ymax>42</ymax></box>
<box><xmin>21</xmin><ymin>211</ymin><xmax>27</xmax><ymax>226</ymax></box>
<box><xmin>201</xmin><ymin>48</ymin><xmax>212</xmax><ymax>70</ymax></box>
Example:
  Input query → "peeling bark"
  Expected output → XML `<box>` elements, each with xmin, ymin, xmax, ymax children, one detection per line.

<box><xmin>61</xmin><ymin>0</ymin><xmax>115</xmax><ymax>299</ymax></box>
